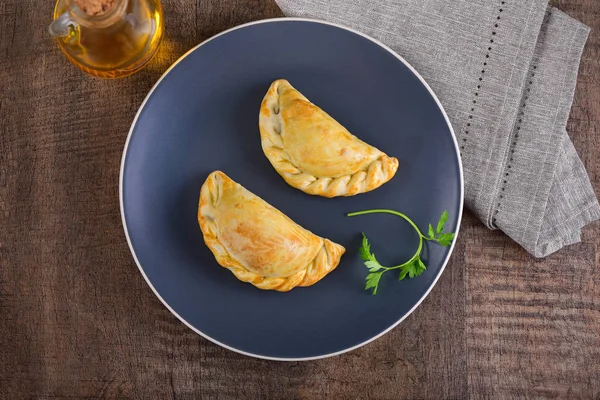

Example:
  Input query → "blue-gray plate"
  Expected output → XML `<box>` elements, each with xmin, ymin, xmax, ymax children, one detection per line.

<box><xmin>120</xmin><ymin>18</ymin><xmax>463</xmax><ymax>361</ymax></box>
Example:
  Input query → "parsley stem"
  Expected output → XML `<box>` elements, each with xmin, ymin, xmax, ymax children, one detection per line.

<box><xmin>347</xmin><ymin>209</ymin><xmax>424</xmax><ymax>236</ymax></box>
<box><xmin>347</xmin><ymin>208</ymin><xmax>424</xmax><ymax>269</ymax></box>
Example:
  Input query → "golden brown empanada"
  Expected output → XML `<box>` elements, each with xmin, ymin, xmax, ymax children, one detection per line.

<box><xmin>259</xmin><ymin>79</ymin><xmax>399</xmax><ymax>198</ymax></box>
<box><xmin>198</xmin><ymin>171</ymin><xmax>345</xmax><ymax>292</ymax></box>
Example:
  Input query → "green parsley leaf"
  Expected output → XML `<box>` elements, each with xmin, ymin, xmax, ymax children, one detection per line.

<box><xmin>359</xmin><ymin>233</ymin><xmax>387</xmax><ymax>293</ymax></box>
<box><xmin>415</xmin><ymin>258</ymin><xmax>426</xmax><ymax>275</ymax></box>
<box><xmin>436</xmin><ymin>210</ymin><xmax>449</xmax><ymax>235</ymax></box>
<box><xmin>398</xmin><ymin>258</ymin><xmax>427</xmax><ymax>280</ymax></box>
<box><xmin>364</xmin><ymin>260</ymin><xmax>383</xmax><ymax>272</ymax></box>
<box><xmin>365</xmin><ymin>272</ymin><xmax>383</xmax><ymax>295</ymax></box>
<box><xmin>359</xmin><ymin>233</ymin><xmax>372</xmax><ymax>261</ymax></box>
<box><xmin>428</xmin><ymin>223</ymin><xmax>435</xmax><ymax>239</ymax></box>
<box><xmin>436</xmin><ymin>232</ymin><xmax>455</xmax><ymax>247</ymax></box>
<box><xmin>398</xmin><ymin>267</ymin><xmax>410</xmax><ymax>280</ymax></box>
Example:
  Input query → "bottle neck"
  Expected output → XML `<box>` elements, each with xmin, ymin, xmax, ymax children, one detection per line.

<box><xmin>68</xmin><ymin>0</ymin><xmax>129</xmax><ymax>28</ymax></box>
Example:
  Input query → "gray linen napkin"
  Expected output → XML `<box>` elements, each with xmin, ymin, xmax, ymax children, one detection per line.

<box><xmin>276</xmin><ymin>0</ymin><xmax>600</xmax><ymax>257</ymax></box>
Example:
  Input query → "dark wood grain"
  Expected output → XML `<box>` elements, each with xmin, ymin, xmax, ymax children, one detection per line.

<box><xmin>0</xmin><ymin>0</ymin><xmax>598</xmax><ymax>398</ymax></box>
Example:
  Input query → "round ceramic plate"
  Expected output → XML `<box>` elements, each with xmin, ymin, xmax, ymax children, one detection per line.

<box><xmin>120</xmin><ymin>18</ymin><xmax>463</xmax><ymax>360</ymax></box>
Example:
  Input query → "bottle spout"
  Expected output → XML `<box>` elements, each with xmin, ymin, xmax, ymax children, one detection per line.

<box><xmin>49</xmin><ymin>12</ymin><xmax>76</xmax><ymax>37</ymax></box>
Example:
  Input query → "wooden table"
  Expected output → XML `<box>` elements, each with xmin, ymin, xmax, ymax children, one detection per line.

<box><xmin>1</xmin><ymin>0</ymin><xmax>599</xmax><ymax>398</ymax></box>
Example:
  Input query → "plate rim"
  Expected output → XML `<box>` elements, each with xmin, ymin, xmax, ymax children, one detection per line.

<box><xmin>119</xmin><ymin>17</ymin><xmax>465</xmax><ymax>361</ymax></box>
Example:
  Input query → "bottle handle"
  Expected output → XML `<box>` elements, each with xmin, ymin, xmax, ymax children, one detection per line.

<box><xmin>49</xmin><ymin>11</ymin><xmax>77</xmax><ymax>38</ymax></box>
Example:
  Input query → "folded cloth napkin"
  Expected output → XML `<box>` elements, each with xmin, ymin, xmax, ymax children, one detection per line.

<box><xmin>276</xmin><ymin>0</ymin><xmax>600</xmax><ymax>257</ymax></box>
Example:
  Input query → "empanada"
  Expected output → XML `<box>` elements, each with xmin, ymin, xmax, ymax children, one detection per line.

<box><xmin>259</xmin><ymin>79</ymin><xmax>399</xmax><ymax>198</ymax></box>
<box><xmin>198</xmin><ymin>171</ymin><xmax>345</xmax><ymax>292</ymax></box>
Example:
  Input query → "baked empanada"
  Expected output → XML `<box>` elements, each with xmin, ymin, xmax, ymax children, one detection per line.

<box><xmin>198</xmin><ymin>171</ymin><xmax>345</xmax><ymax>292</ymax></box>
<box><xmin>259</xmin><ymin>79</ymin><xmax>399</xmax><ymax>198</ymax></box>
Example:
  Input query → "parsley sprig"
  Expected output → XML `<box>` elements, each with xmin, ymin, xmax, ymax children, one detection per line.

<box><xmin>346</xmin><ymin>209</ymin><xmax>455</xmax><ymax>295</ymax></box>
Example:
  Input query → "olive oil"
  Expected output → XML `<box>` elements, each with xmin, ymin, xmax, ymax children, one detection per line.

<box><xmin>52</xmin><ymin>0</ymin><xmax>163</xmax><ymax>78</ymax></box>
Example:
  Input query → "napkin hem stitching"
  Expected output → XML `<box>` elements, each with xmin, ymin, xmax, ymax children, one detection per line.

<box><xmin>460</xmin><ymin>0</ymin><xmax>507</xmax><ymax>154</ymax></box>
